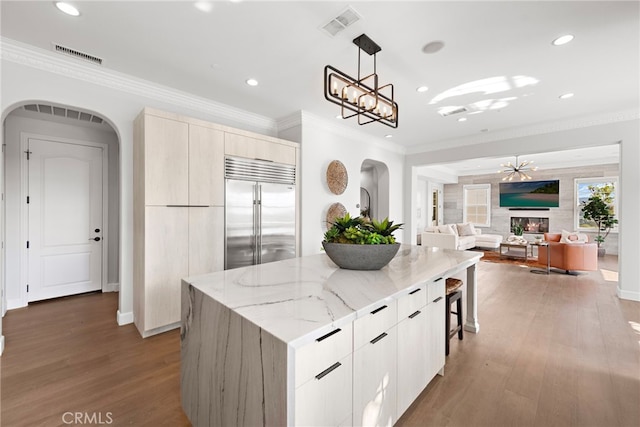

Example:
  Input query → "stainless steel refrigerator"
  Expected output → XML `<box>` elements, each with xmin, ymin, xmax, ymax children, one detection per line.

<box><xmin>225</xmin><ymin>157</ymin><xmax>296</xmax><ymax>270</ymax></box>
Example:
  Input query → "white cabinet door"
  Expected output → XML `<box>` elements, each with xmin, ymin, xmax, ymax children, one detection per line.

<box><xmin>353</xmin><ymin>325</ymin><xmax>397</xmax><ymax>427</ymax></box>
<box><xmin>188</xmin><ymin>207</ymin><xmax>224</xmax><ymax>276</ymax></box>
<box><xmin>189</xmin><ymin>124</ymin><xmax>224</xmax><ymax>206</ymax></box>
<box><xmin>144</xmin><ymin>115</ymin><xmax>189</xmax><ymax>206</ymax></box>
<box><xmin>426</xmin><ymin>293</ymin><xmax>446</xmax><ymax>381</ymax></box>
<box><xmin>295</xmin><ymin>353</ymin><xmax>352</xmax><ymax>427</ymax></box>
<box><xmin>397</xmin><ymin>308</ymin><xmax>429</xmax><ymax>417</ymax></box>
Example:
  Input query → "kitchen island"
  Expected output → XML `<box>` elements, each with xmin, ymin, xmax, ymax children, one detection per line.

<box><xmin>181</xmin><ymin>244</ymin><xmax>482</xmax><ymax>427</ymax></box>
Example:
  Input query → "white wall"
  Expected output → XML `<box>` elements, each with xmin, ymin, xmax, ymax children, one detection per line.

<box><xmin>405</xmin><ymin>118</ymin><xmax>640</xmax><ymax>301</ymax></box>
<box><xmin>297</xmin><ymin>112</ymin><xmax>405</xmax><ymax>257</ymax></box>
<box><xmin>3</xmin><ymin>113</ymin><xmax>120</xmax><ymax>308</ymax></box>
<box><xmin>1</xmin><ymin>40</ymin><xmax>279</xmax><ymax>330</ymax></box>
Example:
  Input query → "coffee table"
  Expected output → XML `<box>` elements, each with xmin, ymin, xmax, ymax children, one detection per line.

<box><xmin>499</xmin><ymin>241</ymin><xmax>530</xmax><ymax>261</ymax></box>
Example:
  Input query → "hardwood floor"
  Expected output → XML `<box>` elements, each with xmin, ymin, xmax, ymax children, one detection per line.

<box><xmin>1</xmin><ymin>255</ymin><xmax>638</xmax><ymax>427</ymax></box>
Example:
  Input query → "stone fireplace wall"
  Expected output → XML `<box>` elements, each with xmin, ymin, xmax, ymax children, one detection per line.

<box><xmin>442</xmin><ymin>163</ymin><xmax>619</xmax><ymax>254</ymax></box>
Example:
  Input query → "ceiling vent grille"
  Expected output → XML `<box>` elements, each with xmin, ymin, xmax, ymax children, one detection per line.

<box><xmin>321</xmin><ymin>6</ymin><xmax>361</xmax><ymax>37</ymax></box>
<box><xmin>22</xmin><ymin>104</ymin><xmax>103</xmax><ymax>124</ymax></box>
<box><xmin>438</xmin><ymin>106</ymin><xmax>468</xmax><ymax>117</ymax></box>
<box><xmin>53</xmin><ymin>43</ymin><xmax>103</xmax><ymax>65</ymax></box>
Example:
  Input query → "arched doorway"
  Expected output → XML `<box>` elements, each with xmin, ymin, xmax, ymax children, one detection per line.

<box><xmin>360</xmin><ymin>159</ymin><xmax>390</xmax><ymax>221</ymax></box>
<box><xmin>1</xmin><ymin>101</ymin><xmax>120</xmax><ymax>313</ymax></box>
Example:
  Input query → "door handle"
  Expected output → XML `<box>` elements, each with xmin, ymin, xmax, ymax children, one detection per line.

<box><xmin>89</xmin><ymin>237</ymin><xmax>101</xmax><ymax>242</ymax></box>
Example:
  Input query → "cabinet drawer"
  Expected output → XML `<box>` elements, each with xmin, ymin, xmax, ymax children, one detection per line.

<box><xmin>427</xmin><ymin>277</ymin><xmax>446</xmax><ymax>304</ymax></box>
<box><xmin>397</xmin><ymin>283</ymin><xmax>427</xmax><ymax>320</ymax></box>
<box><xmin>295</xmin><ymin>353</ymin><xmax>352</xmax><ymax>427</ymax></box>
<box><xmin>225</xmin><ymin>133</ymin><xmax>296</xmax><ymax>165</ymax></box>
<box><xmin>353</xmin><ymin>299</ymin><xmax>397</xmax><ymax>350</ymax></box>
<box><xmin>295</xmin><ymin>322</ymin><xmax>352</xmax><ymax>388</ymax></box>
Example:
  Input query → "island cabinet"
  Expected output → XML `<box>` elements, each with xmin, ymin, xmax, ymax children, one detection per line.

<box><xmin>294</xmin><ymin>323</ymin><xmax>353</xmax><ymax>427</ymax></box>
<box><xmin>353</xmin><ymin>299</ymin><xmax>398</xmax><ymax>426</ymax></box>
<box><xmin>396</xmin><ymin>282</ymin><xmax>429</xmax><ymax>416</ymax></box>
<box><xmin>134</xmin><ymin>107</ymin><xmax>300</xmax><ymax>337</ymax></box>
<box><xmin>181</xmin><ymin>247</ymin><xmax>482</xmax><ymax>427</ymax></box>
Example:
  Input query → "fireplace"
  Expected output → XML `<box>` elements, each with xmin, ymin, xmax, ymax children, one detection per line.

<box><xmin>510</xmin><ymin>217</ymin><xmax>549</xmax><ymax>235</ymax></box>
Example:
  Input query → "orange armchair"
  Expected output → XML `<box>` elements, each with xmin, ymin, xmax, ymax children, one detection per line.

<box><xmin>539</xmin><ymin>233</ymin><xmax>598</xmax><ymax>274</ymax></box>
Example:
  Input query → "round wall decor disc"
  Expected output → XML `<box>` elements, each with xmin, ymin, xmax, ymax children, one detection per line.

<box><xmin>326</xmin><ymin>160</ymin><xmax>348</xmax><ymax>195</ymax></box>
<box><xmin>326</xmin><ymin>202</ymin><xmax>347</xmax><ymax>229</ymax></box>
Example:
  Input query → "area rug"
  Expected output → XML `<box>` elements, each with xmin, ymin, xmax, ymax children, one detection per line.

<box><xmin>476</xmin><ymin>249</ymin><xmax>544</xmax><ymax>267</ymax></box>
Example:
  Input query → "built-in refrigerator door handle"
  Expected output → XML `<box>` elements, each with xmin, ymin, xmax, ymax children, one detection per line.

<box><xmin>257</xmin><ymin>184</ymin><xmax>262</xmax><ymax>264</ymax></box>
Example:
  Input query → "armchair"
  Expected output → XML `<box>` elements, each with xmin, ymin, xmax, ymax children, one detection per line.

<box><xmin>539</xmin><ymin>232</ymin><xmax>598</xmax><ymax>275</ymax></box>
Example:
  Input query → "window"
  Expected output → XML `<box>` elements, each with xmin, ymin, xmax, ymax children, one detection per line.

<box><xmin>575</xmin><ymin>177</ymin><xmax>618</xmax><ymax>232</ymax></box>
<box><xmin>463</xmin><ymin>184</ymin><xmax>491</xmax><ymax>227</ymax></box>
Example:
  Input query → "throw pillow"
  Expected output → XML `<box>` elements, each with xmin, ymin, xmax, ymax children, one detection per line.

<box><xmin>438</xmin><ymin>224</ymin><xmax>456</xmax><ymax>235</ymax></box>
<box><xmin>457</xmin><ymin>222</ymin><xmax>476</xmax><ymax>236</ymax></box>
<box><xmin>560</xmin><ymin>229</ymin><xmax>588</xmax><ymax>244</ymax></box>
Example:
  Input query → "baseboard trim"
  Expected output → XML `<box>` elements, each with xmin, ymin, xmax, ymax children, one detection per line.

<box><xmin>141</xmin><ymin>321</ymin><xmax>181</xmax><ymax>338</ymax></box>
<box><xmin>6</xmin><ymin>298</ymin><xmax>26</xmax><ymax>310</ymax></box>
<box><xmin>117</xmin><ymin>310</ymin><xmax>134</xmax><ymax>326</ymax></box>
<box><xmin>103</xmin><ymin>282</ymin><xmax>120</xmax><ymax>292</ymax></box>
<box><xmin>617</xmin><ymin>286</ymin><xmax>640</xmax><ymax>302</ymax></box>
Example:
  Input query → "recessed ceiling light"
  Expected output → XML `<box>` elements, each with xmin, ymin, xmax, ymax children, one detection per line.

<box><xmin>422</xmin><ymin>41</ymin><xmax>445</xmax><ymax>54</ymax></box>
<box><xmin>457</xmin><ymin>117</ymin><xmax>467</xmax><ymax>122</ymax></box>
<box><xmin>552</xmin><ymin>34</ymin><xmax>574</xmax><ymax>46</ymax></box>
<box><xmin>246</xmin><ymin>78</ymin><xmax>258</xmax><ymax>86</ymax></box>
<box><xmin>194</xmin><ymin>1</ymin><xmax>214</xmax><ymax>13</ymax></box>
<box><xmin>54</xmin><ymin>2</ymin><xmax>80</xmax><ymax>16</ymax></box>
<box><xmin>416</xmin><ymin>86</ymin><xmax>429</xmax><ymax>93</ymax></box>
<box><xmin>559</xmin><ymin>93</ymin><xmax>574</xmax><ymax>99</ymax></box>
<box><xmin>385</xmin><ymin>134</ymin><xmax>393</xmax><ymax>138</ymax></box>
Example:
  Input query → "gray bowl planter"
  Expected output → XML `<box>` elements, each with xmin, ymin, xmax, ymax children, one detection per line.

<box><xmin>322</xmin><ymin>242</ymin><xmax>400</xmax><ymax>270</ymax></box>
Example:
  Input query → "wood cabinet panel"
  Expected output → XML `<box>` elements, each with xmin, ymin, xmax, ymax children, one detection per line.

<box><xmin>144</xmin><ymin>115</ymin><xmax>189</xmax><ymax>206</ymax></box>
<box><xmin>188</xmin><ymin>207</ymin><xmax>224</xmax><ymax>276</ymax></box>
<box><xmin>397</xmin><ymin>283</ymin><xmax>427</xmax><ymax>320</ymax></box>
<box><xmin>427</xmin><ymin>288</ymin><xmax>446</xmax><ymax>381</ymax></box>
<box><xmin>353</xmin><ymin>299</ymin><xmax>397</xmax><ymax>350</ymax></box>
<box><xmin>225</xmin><ymin>133</ymin><xmax>296</xmax><ymax>165</ymax></box>
<box><xmin>189</xmin><ymin>124</ymin><xmax>224</xmax><ymax>206</ymax></box>
<box><xmin>144</xmin><ymin>206</ymin><xmax>188</xmax><ymax>331</ymax></box>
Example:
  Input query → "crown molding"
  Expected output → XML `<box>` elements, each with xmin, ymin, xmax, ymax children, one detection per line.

<box><xmin>300</xmin><ymin>111</ymin><xmax>407</xmax><ymax>155</ymax></box>
<box><xmin>406</xmin><ymin>108</ymin><xmax>640</xmax><ymax>154</ymax></box>
<box><xmin>276</xmin><ymin>111</ymin><xmax>303</xmax><ymax>133</ymax></box>
<box><xmin>1</xmin><ymin>37</ymin><xmax>277</xmax><ymax>133</ymax></box>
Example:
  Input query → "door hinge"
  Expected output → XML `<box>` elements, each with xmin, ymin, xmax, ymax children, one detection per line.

<box><xmin>26</xmin><ymin>241</ymin><xmax>29</xmax><ymax>249</ymax></box>
<box><xmin>25</xmin><ymin>150</ymin><xmax>32</xmax><ymax>160</ymax></box>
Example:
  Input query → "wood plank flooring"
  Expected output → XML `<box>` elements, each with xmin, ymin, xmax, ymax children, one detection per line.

<box><xmin>1</xmin><ymin>255</ymin><xmax>638</xmax><ymax>427</ymax></box>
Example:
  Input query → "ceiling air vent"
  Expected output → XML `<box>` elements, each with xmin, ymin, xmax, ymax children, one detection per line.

<box><xmin>321</xmin><ymin>6</ymin><xmax>361</xmax><ymax>37</ymax></box>
<box><xmin>438</xmin><ymin>106</ymin><xmax>468</xmax><ymax>117</ymax></box>
<box><xmin>53</xmin><ymin>43</ymin><xmax>103</xmax><ymax>65</ymax></box>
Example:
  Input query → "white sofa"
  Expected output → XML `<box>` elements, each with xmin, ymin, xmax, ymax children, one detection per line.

<box><xmin>421</xmin><ymin>223</ymin><xmax>502</xmax><ymax>250</ymax></box>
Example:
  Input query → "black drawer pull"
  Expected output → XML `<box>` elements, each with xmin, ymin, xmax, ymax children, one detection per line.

<box><xmin>370</xmin><ymin>332</ymin><xmax>388</xmax><ymax>344</ymax></box>
<box><xmin>316</xmin><ymin>328</ymin><xmax>341</xmax><ymax>342</ymax></box>
<box><xmin>371</xmin><ymin>305</ymin><xmax>388</xmax><ymax>315</ymax></box>
<box><xmin>434</xmin><ymin>277</ymin><xmax>443</xmax><ymax>282</ymax></box>
<box><xmin>409</xmin><ymin>310</ymin><xmax>422</xmax><ymax>319</ymax></box>
<box><xmin>409</xmin><ymin>288</ymin><xmax>422</xmax><ymax>295</ymax></box>
<box><xmin>315</xmin><ymin>362</ymin><xmax>342</xmax><ymax>380</ymax></box>
<box><xmin>433</xmin><ymin>296</ymin><xmax>443</xmax><ymax>303</ymax></box>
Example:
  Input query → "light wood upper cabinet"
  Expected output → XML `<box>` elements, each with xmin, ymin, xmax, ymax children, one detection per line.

<box><xmin>225</xmin><ymin>133</ymin><xmax>296</xmax><ymax>165</ymax></box>
<box><xmin>143</xmin><ymin>115</ymin><xmax>189</xmax><ymax>206</ymax></box>
<box><xmin>189</xmin><ymin>125</ymin><xmax>224</xmax><ymax>206</ymax></box>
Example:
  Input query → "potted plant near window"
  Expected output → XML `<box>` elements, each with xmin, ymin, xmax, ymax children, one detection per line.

<box><xmin>580</xmin><ymin>183</ymin><xmax>618</xmax><ymax>257</ymax></box>
<box><xmin>322</xmin><ymin>213</ymin><xmax>403</xmax><ymax>270</ymax></box>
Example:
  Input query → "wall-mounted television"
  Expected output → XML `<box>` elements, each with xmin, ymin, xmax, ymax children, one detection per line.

<box><xmin>499</xmin><ymin>180</ymin><xmax>560</xmax><ymax>208</ymax></box>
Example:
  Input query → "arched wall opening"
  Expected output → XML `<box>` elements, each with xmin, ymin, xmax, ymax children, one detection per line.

<box><xmin>1</xmin><ymin>100</ymin><xmax>121</xmax><ymax>316</ymax></box>
<box><xmin>360</xmin><ymin>159</ymin><xmax>389</xmax><ymax>221</ymax></box>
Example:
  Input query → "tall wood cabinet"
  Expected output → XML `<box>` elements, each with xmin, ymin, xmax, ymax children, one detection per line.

<box><xmin>134</xmin><ymin>108</ymin><xmax>298</xmax><ymax>337</ymax></box>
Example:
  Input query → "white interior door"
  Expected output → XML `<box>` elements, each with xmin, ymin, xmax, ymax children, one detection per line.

<box><xmin>27</xmin><ymin>138</ymin><xmax>103</xmax><ymax>302</ymax></box>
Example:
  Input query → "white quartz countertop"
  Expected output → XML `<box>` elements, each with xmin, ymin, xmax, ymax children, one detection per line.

<box><xmin>182</xmin><ymin>244</ymin><xmax>481</xmax><ymax>347</ymax></box>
